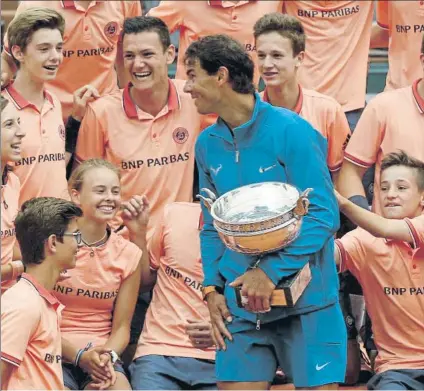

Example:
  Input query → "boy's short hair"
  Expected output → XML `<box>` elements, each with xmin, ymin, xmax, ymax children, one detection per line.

<box><xmin>7</xmin><ymin>7</ymin><xmax>65</xmax><ymax>67</ymax></box>
<box><xmin>253</xmin><ymin>13</ymin><xmax>306</xmax><ymax>56</ymax></box>
<box><xmin>184</xmin><ymin>34</ymin><xmax>255</xmax><ymax>94</ymax></box>
<box><xmin>122</xmin><ymin>16</ymin><xmax>171</xmax><ymax>52</ymax></box>
<box><xmin>15</xmin><ymin>197</ymin><xmax>82</xmax><ymax>266</ymax></box>
<box><xmin>381</xmin><ymin>150</ymin><xmax>424</xmax><ymax>191</ymax></box>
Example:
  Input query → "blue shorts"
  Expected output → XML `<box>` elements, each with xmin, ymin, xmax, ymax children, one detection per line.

<box><xmin>368</xmin><ymin>369</ymin><xmax>424</xmax><ymax>390</ymax></box>
<box><xmin>216</xmin><ymin>303</ymin><xmax>347</xmax><ymax>388</ymax></box>
<box><xmin>62</xmin><ymin>361</ymin><xmax>127</xmax><ymax>390</ymax></box>
<box><xmin>129</xmin><ymin>355</ymin><xmax>217</xmax><ymax>390</ymax></box>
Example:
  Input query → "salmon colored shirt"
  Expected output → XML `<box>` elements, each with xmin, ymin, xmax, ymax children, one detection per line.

<box><xmin>261</xmin><ymin>86</ymin><xmax>351</xmax><ymax>172</ymax></box>
<box><xmin>1</xmin><ymin>170</ymin><xmax>20</xmax><ymax>294</ymax></box>
<box><xmin>1</xmin><ymin>85</ymin><xmax>69</xmax><ymax>206</ymax></box>
<box><xmin>336</xmin><ymin>216</ymin><xmax>424</xmax><ymax>374</ymax></box>
<box><xmin>147</xmin><ymin>0</ymin><xmax>284</xmax><ymax>87</ymax></box>
<box><xmin>284</xmin><ymin>1</ymin><xmax>373</xmax><ymax>112</ymax></box>
<box><xmin>4</xmin><ymin>0</ymin><xmax>142</xmax><ymax>119</ymax></box>
<box><xmin>344</xmin><ymin>79</ymin><xmax>424</xmax><ymax>215</ymax></box>
<box><xmin>53</xmin><ymin>232</ymin><xmax>140</xmax><ymax>351</ymax></box>
<box><xmin>75</xmin><ymin>80</ymin><xmax>203</xmax><ymax>240</ymax></box>
<box><xmin>135</xmin><ymin>202</ymin><xmax>215</xmax><ymax>361</ymax></box>
<box><xmin>1</xmin><ymin>274</ymin><xmax>65</xmax><ymax>390</ymax></box>
<box><xmin>377</xmin><ymin>0</ymin><xmax>424</xmax><ymax>91</ymax></box>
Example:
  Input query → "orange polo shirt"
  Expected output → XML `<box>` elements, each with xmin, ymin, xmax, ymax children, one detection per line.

<box><xmin>284</xmin><ymin>1</ymin><xmax>373</xmax><ymax>112</ymax></box>
<box><xmin>336</xmin><ymin>216</ymin><xmax>424</xmax><ymax>374</ymax></box>
<box><xmin>1</xmin><ymin>170</ymin><xmax>20</xmax><ymax>294</ymax></box>
<box><xmin>261</xmin><ymin>86</ymin><xmax>351</xmax><ymax>172</ymax></box>
<box><xmin>344</xmin><ymin>79</ymin><xmax>424</xmax><ymax>215</ymax></box>
<box><xmin>75</xmin><ymin>79</ymin><xmax>203</xmax><ymax>240</ymax></box>
<box><xmin>53</xmin><ymin>232</ymin><xmax>140</xmax><ymax>351</ymax></box>
<box><xmin>1</xmin><ymin>274</ymin><xmax>65</xmax><ymax>390</ymax></box>
<box><xmin>135</xmin><ymin>202</ymin><xmax>215</xmax><ymax>361</ymax></box>
<box><xmin>1</xmin><ymin>85</ymin><xmax>69</xmax><ymax>206</ymax></box>
<box><xmin>4</xmin><ymin>0</ymin><xmax>142</xmax><ymax>119</ymax></box>
<box><xmin>147</xmin><ymin>0</ymin><xmax>284</xmax><ymax>87</ymax></box>
<box><xmin>377</xmin><ymin>1</ymin><xmax>424</xmax><ymax>91</ymax></box>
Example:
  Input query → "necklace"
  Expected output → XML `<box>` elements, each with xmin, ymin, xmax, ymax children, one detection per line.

<box><xmin>82</xmin><ymin>230</ymin><xmax>109</xmax><ymax>257</ymax></box>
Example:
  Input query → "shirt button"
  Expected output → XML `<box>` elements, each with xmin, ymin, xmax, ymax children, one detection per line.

<box><xmin>84</xmin><ymin>26</ymin><xmax>89</xmax><ymax>31</ymax></box>
<box><xmin>412</xmin><ymin>264</ymin><xmax>417</xmax><ymax>269</ymax></box>
<box><xmin>42</xmin><ymin>129</ymin><xmax>46</xmax><ymax>134</ymax></box>
<box><xmin>233</xmin><ymin>15</ymin><xmax>237</xmax><ymax>20</ymax></box>
<box><xmin>152</xmin><ymin>133</ymin><xmax>157</xmax><ymax>138</ymax></box>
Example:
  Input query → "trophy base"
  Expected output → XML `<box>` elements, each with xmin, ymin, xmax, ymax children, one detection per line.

<box><xmin>235</xmin><ymin>262</ymin><xmax>312</xmax><ymax>308</ymax></box>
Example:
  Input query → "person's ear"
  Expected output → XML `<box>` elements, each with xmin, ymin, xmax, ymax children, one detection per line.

<box><xmin>166</xmin><ymin>44</ymin><xmax>176</xmax><ymax>65</ymax></box>
<box><xmin>11</xmin><ymin>45</ymin><xmax>25</xmax><ymax>65</ymax></box>
<box><xmin>70</xmin><ymin>189</ymin><xmax>81</xmax><ymax>206</ymax></box>
<box><xmin>217</xmin><ymin>66</ymin><xmax>229</xmax><ymax>86</ymax></box>
<box><xmin>46</xmin><ymin>234</ymin><xmax>58</xmax><ymax>256</ymax></box>
<box><xmin>295</xmin><ymin>51</ymin><xmax>305</xmax><ymax>68</ymax></box>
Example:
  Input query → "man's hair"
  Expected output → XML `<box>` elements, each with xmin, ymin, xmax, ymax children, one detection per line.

<box><xmin>68</xmin><ymin>158</ymin><xmax>121</xmax><ymax>193</ymax></box>
<box><xmin>0</xmin><ymin>96</ymin><xmax>9</xmax><ymax>112</ymax></box>
<box><xmin>184</xmin><ymin>34</ymin><xmax>255</xmax><ymax>94</ymax></box>
<box><xmin>122</xmin><ymin>16</ymin><xmax>171</xmax><ymax>51</ymax></box>
<box><xmin>381</xmin><ymin>150</ymin><xmax>424</xmax><ymax>191</ymax></box>
<box><xmin>15</xmin><ymin>197</ymin><xmax>83</xmax><ymax>266</ymax></box>
<box><xmin>253</xmin><ymin>13</ymin><xmax>306</xmax><ymax>56</ymax></box>
<box><xmin>7</xmin><ymin>7</ymin><xmax>65</xmax><ymax>67</ymax></box>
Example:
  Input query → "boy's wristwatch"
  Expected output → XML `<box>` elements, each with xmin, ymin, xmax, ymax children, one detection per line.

<box><xmin>108</xmin><ymin>350</ymin><xmax>120</xmax><ymax>364</ymax></box>
<box><xmin>202</xmin><ymin>286</ymin><xmax>223</xmax><ymax>300</ymax></box>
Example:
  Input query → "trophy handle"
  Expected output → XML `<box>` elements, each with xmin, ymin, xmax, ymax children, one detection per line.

<box><xmin>197</xmin><ymin>188</ymin><xmax>217</xmax><ymax>211</ymax></box>
<box><xmin>294</xmin><ymin>188</ymin><xmax>313</xmax><ymax>217</ymax></box>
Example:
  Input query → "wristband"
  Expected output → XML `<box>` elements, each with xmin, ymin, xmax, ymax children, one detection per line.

<box><xmin>65</xmin><ymin>116</ymin><xmax>81</xmax><ymax>154</ymax></box>
<box><xmin>11</xmin><ymin>261</ymin><xmax>24</xmax><ymax>280</ymax></box>
<box><xmin>348</xmin><ymin>195</ymin><xmax>370</xmax><ymax>211</ymax></box>
<box><xmin>74</xmin><ymin>342</ymin><xmax>93</xmax><ymax>367</ymax></box>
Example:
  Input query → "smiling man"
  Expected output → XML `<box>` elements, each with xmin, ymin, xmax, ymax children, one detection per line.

<box><xmin>184</xmin><ymin>34</ymin><xmax>345</xmax><ymax>390</ymax></box>
<box><xmin>1</xmin><ymin>197</ymin><xmax>83</xmax><ymax>391</ymax></box>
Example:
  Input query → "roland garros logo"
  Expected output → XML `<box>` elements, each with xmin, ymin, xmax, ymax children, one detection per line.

<box><xmin>104</xmin><ymin>22</ymin><xmax>118</xmax><ymax>38</ymax></box>
<box><xmin>173</xmin><ymin>127</ymin><xmax>189</xmax><ymax>144</ymax></box>
<box><xmin>58</xmin><ymin>125</ymin><xmax>66</xmax><ymax>141</ymax></box>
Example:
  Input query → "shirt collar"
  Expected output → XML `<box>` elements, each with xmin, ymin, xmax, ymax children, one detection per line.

<box><xmin>122</xmin><ymin>79</ymin><xmax>180</xmax><ymax>119</ymax></box>
<box><xmin>208</xmin><ymin>0</ymin><xmax>255</xmax><ymax>7</ymax></box>
<box><xmin>4</xmin><ymin>84</ymin><xmax>54</xmax><ymax>111</ymax></box>
<box><xmin>61</xmin><ymin>0</ymin><xmax>102</xmax><ymax>9</ymax></box>
<box><xmin>262</xmin><ymin>84</ymin><xmax>303</xmax><ymax>114</ymax></box>
<box><xmin>20</xmin><ymin>273</ymin><xmax>62</xmax><ymax>309</ymax></box>
<box><xmin>412</xmin><ymin>78</ymin><xmax>424</xmax><ymax>114</ymax></box>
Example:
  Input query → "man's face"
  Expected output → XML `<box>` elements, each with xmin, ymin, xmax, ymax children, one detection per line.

<box><xmin>380</xmin><ymin>165</ymin><xmax>424</xmax><ymax>219</ymax></box>
<box><xmin>13</xmin><ymin>28</ymin><xmax>63</xmax><ymax>82</ymax></box>
<box><xmin>57</xmin><ymin>219</ymin><xmax>80</xmax><ymax>270</ymax></box>
<box><xmin>256</xmin><ymin>31</ymin><xmax>302</xmax><ymax>88</ymax></box>
<box><xmin>123</xmin><ymin>31</ymin><xmax>175</xmax><ymax>91</ymax></box>
<box><xmin>184</xmin><ymin>59</ymin><xmax>221</xmax><ymax>115</ymax></box>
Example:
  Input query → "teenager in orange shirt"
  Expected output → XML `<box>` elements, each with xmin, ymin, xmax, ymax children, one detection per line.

<box><xmin>371</xmin><ymin>1</ymin><xmax>424</xmax><ymax>91</ymax></box>
<box><xmin>1</xmin><ymin>0</ymin><xmax>142</xmax><ymax>120</ymax></box>
<box><xmin>54</xmin><ymin>159</ymin><xmax>150</xmax><ymax>390</ymax></box>
<box><xmin>1</xmin><ymin>197</ymin><xmax>82</xmax><ymax>390</ymax></box>
<box><xmin>335</xmin><ymin>151</ymin><xmax>424</xmax><ymax>390</ymax></box>
<box><xmin>254</xmin><ymin>13</ymin><xmax>350</xmax><ymax>180</ymax></box>
<box><xmin>0</xmin><ymin>96</ymin><xmax>26</xmax><ymax>293</ymax></box>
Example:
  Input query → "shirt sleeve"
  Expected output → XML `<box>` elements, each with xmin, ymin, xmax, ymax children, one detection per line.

<box><xmin>146</xmin><ymin>1</ymin><xmax>184</xmax><ymax>33</ymax></box>
<box><xmin>344</xmin><ymin>98</ymin><xmax>385</xmax><ymax>169</ymax></box>
<box><xmin>1</xmin><ymin>296</ymin><xmax>40</xmax><ymax>366</ymax></box>
<box><xmin>74</xmin><ymin>103</ymin><xmax>107</xmax><ymax>163</ymax></box>
<box><xmin>121</xmin><ymin>240</ymin><xmax>142</xmax><ymax>280</ymax></box>
<box><xmin>195</xmin><ymin>141</ymin><xmax>226</xmax><ymax>289</ymax></box>
<box><xmin>376</xmin><ymin>0</ymin><xmax>389</xmax><ymax>30</ymax></box>
<box><xmin>148</xmin><ymin>207</ymin><xmax>167</xmax><ymax>271</ymax></box>
<box><xmin>327</xmin><ymin>102</ymin><xmax>351</xmax><ymax>172</ymax></box>
<box><xmin>404</xmin><ymin>215</ymin><xmax>424</xmax><ymax>250</ymax></box>
<box><xmin>258</xmin><ymin>115</ymin><xmax>340</xmax><ymax>285</ymax></box>
<box><xmin>335</xmin><ymin>229</ymin><xmax>369</xmax><ymax>279</ymax></box>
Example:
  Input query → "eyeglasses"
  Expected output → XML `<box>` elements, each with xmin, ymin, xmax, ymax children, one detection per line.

<box><xmin>63</xmin><ymin>231</ymin><xmax>82</xmax><ymax>245</ymax></box>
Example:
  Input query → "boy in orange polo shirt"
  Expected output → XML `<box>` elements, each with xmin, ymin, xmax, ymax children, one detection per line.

<box><xmin>1</xmin><ymin>7</ymin><xmax>69</xmax><ymax>205</ymax></box>
<box><xmin>283</xmin><ymin>1</ymin><xmax>373</xmax><ymax>131</ymax></box>
<box><xmin>147</xmin><ymin>0</ymin><xmax>284</xmax><ymax>87</ymax></box>
<box><xmin>335</xmin><ymin>151</ymin><xmax>424</xmax><ymax>390</ymax></box>
<box><xmin>371</xmin><ymin>1</ymin><xmax>424</xmax><ymax>91</ymax></box>
<box><xmin>338</xmin><ymin>35</ymin><xmax>424</xmax><ymax>216</ymax></box>
<box><xmin>254</xmin><ymin>13</ymin><xmax>350</xmax><ymax>180</ymax></box>
<box><xmin>1</xmin><ymin>197</ymin><xmax>83</xmax><ymax>391</ymax></box>
<box><xmin>1</xmin><ymin>0</ymin><xmax>142</xmax><ymax>120</ymax></box>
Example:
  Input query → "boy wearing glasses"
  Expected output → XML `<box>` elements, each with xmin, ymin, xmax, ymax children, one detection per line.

<box><xmin>1</xmin><ymin>197</ymin><xmax>83</xmax><ymax>390</ymax></box>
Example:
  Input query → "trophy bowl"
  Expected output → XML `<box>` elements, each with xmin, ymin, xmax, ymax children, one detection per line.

<box><xmin>198</xmin><ymin>182</ymin><xmax>312</xmax><ymax>255</ymax></box>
